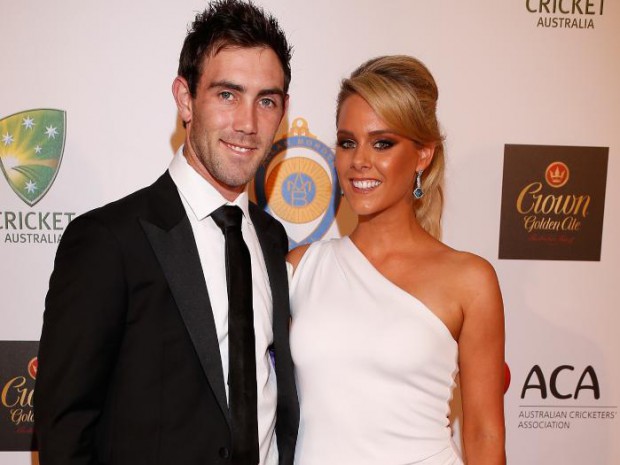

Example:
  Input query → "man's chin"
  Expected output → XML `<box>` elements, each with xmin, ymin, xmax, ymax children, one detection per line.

<box><xmin>206</xmin><ymin>155</ymin><xmax>265</xmax><ymax>189</ymax></box>
<box><xmin>215</xmin><ymin>172</ymin><xmax>256</xmax><ymax>190</ymax></box>
<box><xmin>224</xmin><ymin>164</ymin><xmax>263</xmax><ymax>186</ymax></box>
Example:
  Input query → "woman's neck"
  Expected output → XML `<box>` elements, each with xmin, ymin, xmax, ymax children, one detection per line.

<box><xmin>350</xmin><ymin>203</ymin><xmax>429</xmax><ymax>254</ymax></box>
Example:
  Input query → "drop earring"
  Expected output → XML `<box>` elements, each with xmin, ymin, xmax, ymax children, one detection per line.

<box><xmin>413</xmin><ymin>170</ymin><xmax>424</xmax><ymax>199</ymax></box>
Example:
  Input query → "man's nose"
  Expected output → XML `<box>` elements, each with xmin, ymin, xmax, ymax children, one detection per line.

<box><xmin>233</xmin><ymin>101</ymin><xmax>258</xmax><ymax>135</ymax></box>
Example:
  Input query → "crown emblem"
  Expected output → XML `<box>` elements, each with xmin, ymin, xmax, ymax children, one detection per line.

<box><xmin>28</xmin><ymin>357</ymin><xmax>38</xmax><ymax>380</ymax></box>
<box><xmin>545</xmin><ymin>162</ymin><xmax>569</xmax><ymax>188</ymax></box>
<box><xmin>287</xmin><ymin>117</ymin><xmax>316</xmax><ymax>138</ymax></box>
<box><xmin>549</xmin><ymin>166</ymin><xmax>566</xmax><ymax>182</ymax></box>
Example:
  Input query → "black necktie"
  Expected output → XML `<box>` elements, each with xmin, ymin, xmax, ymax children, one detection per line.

<box><xmin>211</xmin><ymin>205</ymin><xmax>259</xmax><ymax>465</ymax></box>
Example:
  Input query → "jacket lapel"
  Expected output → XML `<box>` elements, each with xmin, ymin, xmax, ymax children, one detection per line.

<box><xmin>249</xmin><ymin>204</ymin><xmax>289</xmax><ymax>335</ymax></box>
<box><xmin>140</xmin><ymin>172</ymin><xmax>230</xmax><ymax>424</ymax></box>
<box><xmin>250</xmin><ymin>204</ymin><xmax>299</xmax><ymax>453</ymax></box>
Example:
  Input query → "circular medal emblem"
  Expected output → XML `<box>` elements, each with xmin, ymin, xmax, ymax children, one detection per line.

<box><xmin>265</xmin><ymin>157</ymin><xmax>331</xmax><ymax>224</ymax></box>
<box><xmin>255</xmin><ymin>118</ymin><xmax>340</xmax><ymax>247</ymax></box>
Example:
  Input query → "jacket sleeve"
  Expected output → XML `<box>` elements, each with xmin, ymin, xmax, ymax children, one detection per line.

<box><xmin>35</xmin><ymin>215</ymin><xmax>127</xmax><ymax>465</ymax></box>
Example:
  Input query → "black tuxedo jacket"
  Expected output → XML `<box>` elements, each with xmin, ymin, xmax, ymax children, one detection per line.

<box><xmin>35</xmin><ymin>172</ymin><xmax>299</xmax><ymax>465</ymax></box>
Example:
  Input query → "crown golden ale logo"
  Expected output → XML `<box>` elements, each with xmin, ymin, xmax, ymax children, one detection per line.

<box><xmin>516</xmin><ymin>161</ymin><xmax>588</xmax><ymax>236</ymax></box>
<box><xmin>1</xmin><ymin>359</ymin><xmax>35</xmax><ymax>433</ymax></box>
<box><xmin>499</xmin><ymin>144</ymin><xmax>608</xmax><ymax>260</ymax></box>
<box><xmin>0</xmin><ymin>342</ymin><xmax>38</xmax><ymax>449</ymax></box>
<box><xmin>254</xmin><ymin>118</ymin><xmax>340</xmax><ymax>248</ymax></box>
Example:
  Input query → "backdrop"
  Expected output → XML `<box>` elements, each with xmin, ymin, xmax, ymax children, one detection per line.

<box><xmin>1</xmin><ymin>1</ymin><xmax>618</xmax><ymax>463</ymax></box>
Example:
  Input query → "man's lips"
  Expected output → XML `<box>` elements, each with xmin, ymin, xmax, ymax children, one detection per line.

<box><xmin>221</xmin><ymin>140</ymin><xmax>257</xmax><ymax>154</ymax></box>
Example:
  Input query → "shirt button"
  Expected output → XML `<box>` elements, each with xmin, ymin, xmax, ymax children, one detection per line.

<box><xmin>219</xmin><ymin>447</ymin><xmax>230</xmax><ymax>459</ymax></box>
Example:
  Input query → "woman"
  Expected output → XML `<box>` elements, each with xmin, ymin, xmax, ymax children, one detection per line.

<box><xmin>287</xmin><ymin>56</ymin><xmax>505</xmax><ymax>464</ymax></box>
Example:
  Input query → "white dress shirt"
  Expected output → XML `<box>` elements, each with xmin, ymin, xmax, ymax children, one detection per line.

<box><xmin>169</xmin><ymin>147</ymin><xmax>278</xmax><ymax>465</ymax></box>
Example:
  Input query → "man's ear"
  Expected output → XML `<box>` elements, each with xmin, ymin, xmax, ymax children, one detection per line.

<box><xmin>416</xmin><ymin>143</ymin><xmax>436</xmax><ymax>171</ymax></box>
<box><xmin>172</xmin><ymin>76</ymin><xmax>192</xmax><ymax>125</ymax></box>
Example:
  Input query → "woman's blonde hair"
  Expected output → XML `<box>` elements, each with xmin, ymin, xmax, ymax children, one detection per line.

<box><xmin>336</xmin><ymin>55</ymin><xmax>445</xmax><ymax>239</ymax></box>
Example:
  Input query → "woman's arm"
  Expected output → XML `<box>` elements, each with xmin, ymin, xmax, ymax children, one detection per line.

<box><xmin>457</xmin><ymin>256</ymin><xmax>506</xmax><ymax>465</ymax></box>
<box><xmin>286</xmin><ymin>243</ymin><xmax>311</xmax><ymax>274</ymax></box>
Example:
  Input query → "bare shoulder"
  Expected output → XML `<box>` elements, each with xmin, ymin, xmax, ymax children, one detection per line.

<box><xmin>286</xmin><ymin>243</ymin><xmax>312</xmax><ymax>273</ymax></box>
<box><xmin>454</xmin><ymin>250</ymin><xmax>499</xmax><ymax>284</ymax></box>
<box><xmin>441</xmin><ymin>249</ymin><xmax>502</xmax><ymax>311</ymax></box>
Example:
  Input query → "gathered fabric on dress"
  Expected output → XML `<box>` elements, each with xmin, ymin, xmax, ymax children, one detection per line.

<box><xmin>290</xmin><ymin>237</ymin><xmax>463</xmax><ymax>465</ymax></box>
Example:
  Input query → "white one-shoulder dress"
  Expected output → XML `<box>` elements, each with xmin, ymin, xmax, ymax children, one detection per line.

<box><xmin>290</xmin><ymin>237</ymin><xmax>463</xmax><ymax>465</ymax></box>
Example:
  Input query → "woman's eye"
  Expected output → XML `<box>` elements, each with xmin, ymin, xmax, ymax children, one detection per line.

<box><xmin>337</xmin><ymin>139</ymin><xmax>356</xmax><ymax>150</ymax></box>
<box><xmin>374</xmin><ymin>139</ymin><xmax>394</xmax><ymax>150</ymax></box>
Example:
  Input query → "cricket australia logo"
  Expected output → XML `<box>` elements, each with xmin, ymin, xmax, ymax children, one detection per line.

<box><xmin>255</xmin><ymin>118</ymin><xmax>340</xmax><ymax>248</ymax></box>
<box><xmin>0</xmin><ymin>109</ymin><xmax>66</xmax><ymax>206</ymax></box>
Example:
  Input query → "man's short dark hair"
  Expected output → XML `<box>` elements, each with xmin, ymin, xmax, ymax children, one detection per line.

<box><xmin>178</xmin><ymin>0</ymin><xmax>292</xmax><ymax>97</ymax></box>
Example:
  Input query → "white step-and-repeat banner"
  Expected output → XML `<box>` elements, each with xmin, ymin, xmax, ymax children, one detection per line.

<box><xmin>2</xmin><ymin>1</ymin><xmax>618</xmax><ymax>463</ymax></box>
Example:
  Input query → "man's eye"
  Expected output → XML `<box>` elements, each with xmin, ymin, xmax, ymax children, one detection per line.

<box><xmin>337</xmin><ymin>139</ymin><xmax>356</xmax><ymax>150</ymax></box>
<box><xmin>259</xmin><ymin>98</ymin><xmax>277</xmax><ymax>108</ymax></box>
<box><xmin>374</xmin><ymin>140</ymin><xmax>394</xmax><ymax>150</ymax></box>
<box><xmin>219</xmin><ymin>91</ymin><xmax>234</xmax><ymax>101</ymax></box>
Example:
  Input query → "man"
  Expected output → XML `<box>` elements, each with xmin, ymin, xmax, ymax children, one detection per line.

<box><xmin>34</xmin><ymin>1</ymin><xmax>298</xmax><ymax>464</ymax></box>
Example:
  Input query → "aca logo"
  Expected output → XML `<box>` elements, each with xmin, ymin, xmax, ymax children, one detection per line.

<box><xmin>515</xmin><ymin>363</ymin><xmax>617</xmax><ymax>432</ymax></box>
<box><xmin>0</xmin><ymin>109</ymin><xmax>66</xmax><ymax>206</ymax></box>
<box><xmin>254</xmin><ymin>118</ymin><xmax>340</xmax><ymax>248</ymax></box>
<box><xmin>520</xmin><ymin>365</ymin><xmax>599</xmax><ymax>400</ymax></box>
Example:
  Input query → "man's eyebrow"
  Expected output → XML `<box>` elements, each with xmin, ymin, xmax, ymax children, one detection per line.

<box><xmin>208</xmin><ymin>80</ymin><xmax>245</xmax><ymax>92</ymax></box>
<box><xmin>257</xmin><ymin>88</ymin><xmax>286</xmax><ymax>100</ymax></box>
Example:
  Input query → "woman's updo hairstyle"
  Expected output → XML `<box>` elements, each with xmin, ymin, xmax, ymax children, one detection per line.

<box><xmin>337</xmin><ymin>55</ymin><xmax>445</xmax><ymax>238</ymax></box>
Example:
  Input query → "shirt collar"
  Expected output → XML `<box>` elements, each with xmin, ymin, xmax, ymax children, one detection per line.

<box><xmin>168</xmin><ymin>146</ymin><xmax>252</xmax><ymax>224</ymax></box>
